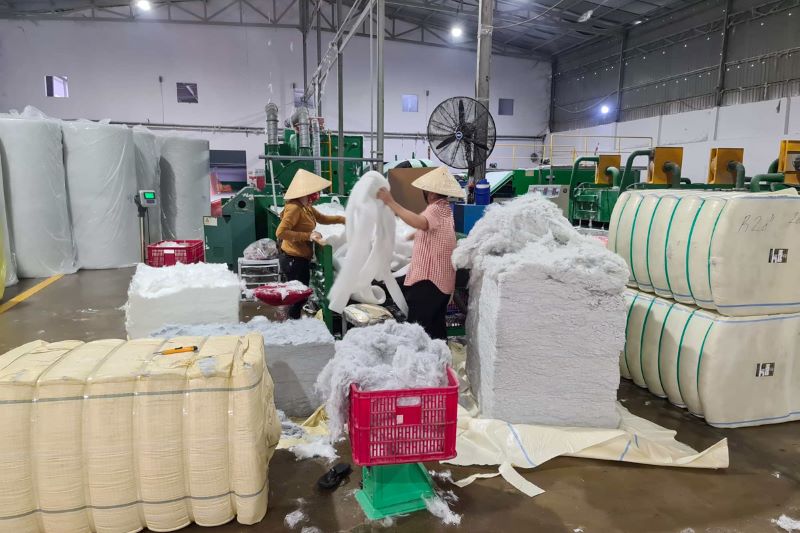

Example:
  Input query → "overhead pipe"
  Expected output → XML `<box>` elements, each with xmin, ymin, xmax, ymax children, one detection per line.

<box><xmin>727</xmin><ymin>161</ymin><xmax>746</xmax><ymax>189</ymax></box>
<box><xmin>290</xmin><ymin>106</ymin><xmax>311</xmax><ymax>150</ymax></box>
<box><xmin>620</xmin><ymin>149</ymin><xmax>654</xmax><ymax>190</ymax></box>
<box><xmin>265</xmin><ymin>103</ymin><xmax>280</xmax><ymax>148</ymax></box>
<box><xmin>311</xmin><ymin>117</ymin><xmax>322</xmax><ymax>177</ymax></box>
<box><xmin>750</xmin><ymin>173</ymin><xmax>785</xmax><ymax>192</ymax></box>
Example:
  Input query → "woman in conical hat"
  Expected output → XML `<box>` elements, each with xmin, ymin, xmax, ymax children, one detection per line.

<box><xmin>376</xmin><ymin>167</ymin><xmax>465</xmax><ymax>339</ymax></box>
<box><xmin>276</xmin><ymin>169</ymin><xmax>346</xmax><ymax>318</ymax></box>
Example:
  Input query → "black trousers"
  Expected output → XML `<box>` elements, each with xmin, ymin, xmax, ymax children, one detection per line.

<box><xmin>279</xmin><ymin>253</ymin><xmax>311</xmax><ymax>319</ymax></box>
<box><xmin>405</xmin><ymin>280</ymin><xmax>450</xmax><ymax>340</ymax></box>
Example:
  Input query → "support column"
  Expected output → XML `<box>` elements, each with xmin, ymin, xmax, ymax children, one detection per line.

<box><xmin>316</xmin><ymin>0</ymin><xmax>322</xmax><ymax>114</ymax></box>
<box><xmin>548</xmin><ymin>57</ymin><xmax>557</xmax><ymax>134</ymax></box>
<box><xmin>377</xmin><ymin>0</ymin><xmax>385</xmax><ymax>167</ymax></box>
<box><xmin>614</xmin><ymin>30</ymin><xmax>627</xmax><ymax>123</ymax></box>
<box><xmin>474</xmin><ymin>0</ymin><xmax>494</xmax><ymax>183</ymax></box>
<box><xmin>301</xmin><ymin>0</ymin><xmax>309</xmax><ymax>93</ymax></box>
<box><xmin>337</xmin><ymin>0</ymin><xmax>345</xmax><ymax>193</ymax></box>
<box><xmin>715</xmin><ymin>0</ymin><xmax>732</xmax><ymax>107</ymax></box>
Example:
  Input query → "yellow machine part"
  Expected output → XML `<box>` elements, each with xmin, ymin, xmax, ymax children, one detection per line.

<box><xmin>595</xmin><ymin>154</ymin><xmax>621</xmax><ymax>185</ymax></box>
<box><xmin>648</xmin><ymin>147</ymin><xmax>684</xmax><ymax>184</ymax></box>
<box><xmin>707</xmin><ymin>148</ymin><xmax>744</xmax><ymax>185</ymax></box>
<box><xmin>778</xmin><ymin>140</ymin><xmax>800</xmax><ymax>185</ymax></box>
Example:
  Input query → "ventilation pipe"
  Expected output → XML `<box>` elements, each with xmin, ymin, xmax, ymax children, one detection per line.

<box><xmin>291</xmin><ymin>106</ymin><xmax>311</xmax><ymax>150</ymax></box>
<box><xmin>265</xmin><ymin>103</ymin><xmax>279</xmax><ymax>147</ymax></box>
<box><xmin>311</xmin><ymin>117</ymin><xmax>322</xmax><ymax>177</ymax></box>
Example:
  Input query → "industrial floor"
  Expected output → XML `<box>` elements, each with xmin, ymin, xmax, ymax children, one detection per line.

<box><xmin>1</xmin><ymin>268</ymin><xmax>798</xmax><ymax>533</ymax></box>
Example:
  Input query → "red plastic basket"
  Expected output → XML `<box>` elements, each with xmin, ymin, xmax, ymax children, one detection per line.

<box><xmin>349</xmin><ymin>367</ymin><xmax>459</xmax><ymax>467</ymax></box>
<box><xmin>146</xmin><ymin>240</ymin><xmax>205</xmax><ymax>267</ymax></box>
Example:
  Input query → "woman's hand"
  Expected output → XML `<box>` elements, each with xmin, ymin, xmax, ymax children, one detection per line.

<box><xmin>376</xmin><ymin>188</ymin><xmax>394</xmax><ymax>205</ymax></box>
<box><xmin>310</xmin><ymin>231</ymin><xmax>323</xmax><ymax>243</ymax></box>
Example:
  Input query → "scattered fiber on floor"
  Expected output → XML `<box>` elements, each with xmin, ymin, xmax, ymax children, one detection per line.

<box><xmin>284</xmin><ymin>509</ymin><xmax>307</xmax><ymax>529</ymax></box>
<box><xmin>455</xmin><ymin>194</ymin><xmax>628</xmax><ymax>428</ymax></box>
<box><xmin>125</xmin><ymin>263</ymin><xmax>240</xmax><ymax>339</ymax></box>
<box><xmin>424</xmin><ymin>495</ymin><xmax>462</xmax><ymax>526</ymax></box>
<box><xmin>773</xmin><ymin>515</ymin><xmax>800</xmax><ymax>532</ymax></box>
<box><xmin>315</xmin><ymin>320</ymin><xmax>452</xmax><ymax>438</ymax></box>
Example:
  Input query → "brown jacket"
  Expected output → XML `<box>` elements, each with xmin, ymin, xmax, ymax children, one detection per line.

<box><xmin>276</xmin><ymin>201</ymin><xmax>345</xmax><ymax>259</ymax></box>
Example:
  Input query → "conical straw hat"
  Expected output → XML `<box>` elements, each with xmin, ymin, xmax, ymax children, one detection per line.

<box><xmin>411</xmin><ymin>167</ymin><xmax>466</xmax><ymax>199</ymax></box>
<box><xmin>284</xmin><ymin>169</ymin><xmax>332</xmax><ymax>200</ymax></box>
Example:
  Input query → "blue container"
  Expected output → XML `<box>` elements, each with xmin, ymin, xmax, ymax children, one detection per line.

<box><xmin>474</xmin><ymin>178</ymin><xmax>490</xmax><ymax>205</ymax></box>
<box><xmin>454</xmin><ymin>203</ymin><xmax>488</xmax><ymax>234</ymax></box>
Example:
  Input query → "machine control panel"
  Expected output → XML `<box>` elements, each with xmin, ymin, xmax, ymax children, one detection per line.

<box><xmin>528</xmin><ymin>185</ymin><xmax>567</xmax><ymax>198</ymax></box>
<box><xmin>137</xmin><ymin>190</ymin><xmax>158</xmax><ymax>207</ymax></box>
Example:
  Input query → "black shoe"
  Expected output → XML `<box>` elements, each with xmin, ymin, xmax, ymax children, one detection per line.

<box><xmin>317</xmin><ymin>462</ymin><xmax>352</xmax><ymax>490</ymax></box>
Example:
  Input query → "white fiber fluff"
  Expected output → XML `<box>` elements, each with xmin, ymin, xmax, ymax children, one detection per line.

<box><xmin>125</xmin><ymin>263</ymin><xmax>240</xmax><ymax>339</ymax></box>
<box><xmin>327</xmin><ymin>172</ymin><xmax>408</xmax><ymax>314</ymax></box>
<box><xmin>315</xmin><ymin>321</ymin><xmax>452</xmax><ymax>438</ymax></box>
<box><xmin>456</xmin><ymin>194</ymin><xmax>628</xmax><ymax>428</ymax></box>
<box><xmin>151</xmin><ymin>316</ymin><xmax>335</xmax><ymax>417</ymax></box>
<box><xmin>62</xmin><ymin>120</ymin><xmax>140</xmax><ymax>269</ymax></box>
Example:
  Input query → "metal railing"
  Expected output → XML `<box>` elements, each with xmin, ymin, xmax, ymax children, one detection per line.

<box><xmin>546</xmin><ymin>134</ymin><xmax>654</xmax><ymax>167</ymax></box>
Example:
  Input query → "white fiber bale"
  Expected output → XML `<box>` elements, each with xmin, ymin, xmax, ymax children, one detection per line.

<box><xmin>609</xmin><ymin>188</ymin><xmax>800</xmax><ymax>315</ymax></box>
<box><xmin>622</xmin><ymin>289</ymin><xmax>800</xmax><ymax>427</ymax></box>
<box><xmin>125</xmin><ymin>263</ymin><xmax>240</xmax><ymax>339</ymax></box>
<box><xmin>133</xmin><ymin>126</ymin><xmax>163</xmax><ymax>242</ymax></box>
<box><xmin>0</xmin><ymin>333</ymin><xmax>279</xmax><ymax>532</ymax></box>
<box><xmin>62</xmin><ymin>121</ymin><xmax>140</xmax><ymax>269</ymax></box>
<box><xmin>0</xmin><ymin>115</ymin><xmax>77</xmax><ymax>278</ymax></box>
<box><xmin>160</xmin><ymin>136</ymin><xmax>210</xmax><ymax>240</ymax></box>
<box><xmin>455</xmin><ymin>195</ymin><xmax>629</xmax><ymax>428</ymax></box>
<box><xmin>0</xmin><ymin>151</ymin><xmax>17</xmax><ymax>287</ymax></box>
<box><xmin>151</xmin><ymin>317</ymin><xmax>336</xmax><ymax>417</ymax></box>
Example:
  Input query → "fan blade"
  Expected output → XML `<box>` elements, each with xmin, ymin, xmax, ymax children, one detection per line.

<box><xmin>463</xmin><ymin>137</ymin><xmax>490</xmax><ymax>151</ymax></box>
<box><xmin>435</xmin><ymin>135</ymin><xmax>458</xmax><ymax>150</ymax></box>
<box><xmin>458</xmin><ymin>100</ymin><xmax>465</xmax><ymax>126</ymax></box>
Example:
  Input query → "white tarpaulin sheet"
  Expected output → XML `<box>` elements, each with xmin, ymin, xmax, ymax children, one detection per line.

<box><xmin>608</xmin><ymin>188</ymin><xmax>800</xmax><ymax>316</ymax></box>
<box><xmin>0</xmin><ymin>333</ymin><xmax>280</xmax><ymax>533</ymax></box>
<box><xmin>159</xmin><ymin>136</ymin><xmax>210</xmax><ymax>240</ymax></box>
<box><xmin>133</xmin><ymin>126</ymin><xmax>163</xmax><ymax>243</ymax></box>
<box><xmin>0</xmin><ymin>149</ymin><xmax>16</xmax><ymax>287</ymax></box>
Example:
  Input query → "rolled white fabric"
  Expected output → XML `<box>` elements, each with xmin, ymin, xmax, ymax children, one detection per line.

<box><xmin>133</xmin><ymin>126</ymin><xmax>163</xmax><ymax>243</ymax></box>
<box><xmin>160</xmin><ymin>136</ymin><xmax>210</xmax><ymax>240</ymax></box>
<box><xmin>0</xmin><ymin>150</ymin><xmax>17</xmax><ymax>286</ymax></box>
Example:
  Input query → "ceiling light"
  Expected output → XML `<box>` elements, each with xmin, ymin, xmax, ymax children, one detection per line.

<box><xmin>600</xmin><ymin>105</ymin><xmax>610</xmax><ymax>114</ymax></box>
<box><xmin>633</xmin><ymin>20</ymin><xmax>642</xmax><ymax>25</ymax></box>
<box><xmin>451</xmin><ymin>26</ymin><xmax>463</xmax><ymax>38</ymax></box>
<box><xmin>136</xmin><ymin>0</ymin><xmax>152</xmax><ymax>11</ymax></box>
<box><xmin>578</xmin><ymin>9</ymin><xmax>593</xmax><ymax>22</ymax></box>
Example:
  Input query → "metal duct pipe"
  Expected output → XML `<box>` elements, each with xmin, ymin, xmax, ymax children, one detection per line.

<box><xmin>621</xmin><ymin>149</ymin><xmax>654</xmax><ymax>190</ymax></box>
<box><xmin>727</xmin><ymin>161</ymin><xmax>746</xmax><ymax>189</ymax></box>
<box><xmin>291</xmin><ymin>106</ymin><xmax>311</xmax><ymax>150</ymax></box>
<box><xmin>606</xmin><ymin>166</ymin><xmax>621</xmax><ymax>188</ymax></box>
<box><xmin>750</xmin><ymin>173</ymin><xmax>784</xmax><ymax>192</ymax></box>
<box><xmin>768</xmin><ymin>158</ymin><xmax>780</xmax><ymax>174</ymax></box>
<box><xmin>663</xmin><ymin>162</ymin><xmax>682</xmax><ymax>187</ymax></box>
<box><xmin>265</xmin><ymin>103</ymin><xmax>280</xmax><ymax>147</ymax></box>
<box><xmin>311</xmin><ymin>117</ymin><xmax>322</xmax><ymax>177</ymax></box>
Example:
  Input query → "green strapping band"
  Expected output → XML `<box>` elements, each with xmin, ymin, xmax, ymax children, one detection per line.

<box><xmin>706</xmin><ymin>201</ymin><xmax>728</xmax><ymax>297</ymax></box>
<box><xmin>663</xmin><ymin>197</ymin><xmax>684</xmax><ymax>297</ymax></box>
<box><xmin>645</xmin><ymin>196</ymin><xmax>665</xmax><ymax>291</ymax></box>
<box><xmin>675</xmin><ymin>309</ymin><xmax>698</xmax><ymax>405</ymax></box>
<box><xmin>622</xmin><ymin>292</ymin><xmax>640</xmax><ymax>378</ymax></box>
<box><xmin>628</xmin><ymin>197</ymin><xmax>646</xmax><ymax>286</ymax></box>
<box><xmin>685</xmin><ymin>199</ymin><xmax>706</xmax><ymax>302</ymax></box>
<box><xmin>638</xmin><ymin>297</ymin><xmax>656</xmax><ymax>387</ymax></box>
<box><xmin>656</xmin><ymin>303</ymin><xmax>676</xmax><ymax>396</ymax></box>
<box><xmin>612</xmin><ymin>193</ymin><xmax>633</xmax><ymax>255</ymax></box>
<box><xmin>695</xmin><ymin>321</ymin><xmax>715</xmax><ymax>406</ymax></box>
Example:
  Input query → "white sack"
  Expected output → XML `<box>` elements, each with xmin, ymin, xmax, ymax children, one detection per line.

<box><xmin>622</xmin><ymin>289</ymin><xmax>800</xmax><ymax>427</ymax></box>
<box><xmin>160</xmin><ymin>136</ymin><xmax>210</xmax><ymax>240</ymax></box>
<box><xmin>327</xmin><ymin>171</ymin><xmax>408</xmax><ymax>314</ymax></box>
<box><xmin>133</xmin><ymin>126</ymin><xmax>163</xmax><ymax>242</ymax></box>
<box><xmin>0</xmin><ymin>334</ymin><xmax>280</xmax><ymax>532</ymax></box>
<box><xmin>62</xmin><ymin>121</ymin><xmax>140</xmax><ymax>269</ymax></box>
<box><xmin>150</xmin><ymin>316</ymin><xmax>335</xmax><ymax>417</ymax></box>
<box><xmin>608</xmin><ymin>189</ymin><xmax>800</xmax><ymax>315</ymax></box>
<box><xmin>125</xmin><ymin>263</ymin><xmax>240</xmax><ymax>338</ymax></box>
<box><xmin>0</xmin><ymin>150</ymin><xmax>17</xmax><ymax>286</ymax></box>
<box><xmin>456</xmin><ymin>195</ymin><xmax>629</xmax><ymax>428</ymax></box>
<box><xmin>0</xmin><ymin>115</ymin><xmax>77</xmax><ymax>278</ymax></box>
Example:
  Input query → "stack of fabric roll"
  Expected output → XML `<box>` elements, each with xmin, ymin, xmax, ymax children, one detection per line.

<box><xmin>608</xmin><ymin>188</ymin><xmax>800</xmax><ymax>428</ymax></box>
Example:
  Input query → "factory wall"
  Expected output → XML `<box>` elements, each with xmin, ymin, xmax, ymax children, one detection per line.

<box><xmin>0</xmin><ymin>19</ymin><xmax>550</xmax><ymax>171</ymax></box>
<box><xmin>552</xmin><ymin>0</ymin><xmax>800</xmax><ymax>132</ymax></box>
<box><xmin>551</xmin><ymin>95</ymin><xmax>800</xmax><ymax>180</ymax></box>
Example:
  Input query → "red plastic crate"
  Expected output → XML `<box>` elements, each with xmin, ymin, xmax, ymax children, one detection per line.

<box><xmin>146</xmin><ymin>240</ymin><xmax>205</xmax><ymax>267</ymax></box>
<box><xmin>349</xmin><ymin>367</ymin><xmax>458</xmax><ymax>466</ymax></box>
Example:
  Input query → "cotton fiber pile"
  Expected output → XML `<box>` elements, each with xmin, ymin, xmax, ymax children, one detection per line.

<box><xmin>454</xmin><ymin>194</ymin><xmax>628</xmax><ymax>428</ymax></box>
<box><xmin>125</xmin><ymin>263</ymin><xmax>240</xmax><ymax>339</ymax></box>
<box><xmin>0</xmin><ymin>334</ymin><xmax>280</xmax><ymax>532</ymax></box>
<box><xmin>152</xmin><ymin>316</ymin><xmax>335</xmax><ymax>417</ymax></box>
<box><xmin>315</xmin><ymin>320</ymin><xmax>452</xmax><ymax>438</ymax></box>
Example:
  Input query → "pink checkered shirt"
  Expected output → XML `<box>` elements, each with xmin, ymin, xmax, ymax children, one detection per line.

<box><xmin>404</xmin><ymin>199</ymin><xmax>457</xmax><ymax>295</ymax></box>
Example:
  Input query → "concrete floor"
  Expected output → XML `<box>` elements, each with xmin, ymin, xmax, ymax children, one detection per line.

<box><xmin>1</xmin><ymin>269</ymin><xmax>798</xmax><ymax>533</ymax></box>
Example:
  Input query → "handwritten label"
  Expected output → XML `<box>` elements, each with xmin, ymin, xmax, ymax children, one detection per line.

<box><xmin>738</xmin><ymin>213</ymin><xmax>775</xmax><ymax>233</ymax></box>
<box><xmin>789</xmin><ymin>212</ymin><xmax>800</xmax><ymax>225</ymax></box>
<box><xmin>768</xmin><ymin>248</ymin><xmax>789</xmax><ymax>263</ymax></box>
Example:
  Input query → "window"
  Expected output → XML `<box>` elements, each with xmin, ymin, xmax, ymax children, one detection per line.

<box><xmin>45</xmin><ymin>75</ymin><xmax>69</xmax><ymax>98</ymax></box>
<box><xmin>402</xmin><ymin>94</ymin><xmax>418</xmax><ymax>113</ymax></box>
<box><xmin>498</xmin><ymin>98</ymin><xmax>514</xmax><ymax>116</ymax></box>
<box><xmin>177</xmin><ymin>82</ymin><xmax>199</xmax><ymax>103</ymax></box>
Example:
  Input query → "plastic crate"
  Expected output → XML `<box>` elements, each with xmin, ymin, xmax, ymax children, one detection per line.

<box><xmin>146</xmin><ymin>240</ymin><xmax>205</xmax><ymax>267</ymax></box>
<box><xmin>349</xmin><ymin>367</ymin><xmax>458</xmax><ymax>467</ymax></box>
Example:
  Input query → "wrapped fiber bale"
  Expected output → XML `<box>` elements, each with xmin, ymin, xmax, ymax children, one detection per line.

<box><xmin>0</xmin><ymin>113</ymin><xmax>77</xmax><ymax>278</ymax></box>
<box><xmin>151</xmin><ymin>317</ymin><xmax>336</xmax><ymax>417</ymax></box>
<box><xmin>62</xmin><ymin>121</ymin><xmax>140</xmax><ymax>269</ymax></box>
<box><xmin>125</xmin><ymin>263</ymin><xmax>240</xmax><ymax>339</ymax></box>
<box><xmin>0</xmin><ymin>150</ymin><xmax>17</xmax><ymax>288</ymax></box>
<box><xmin>0</xmin><ymin>333</ymin><xmax>280</xmax><ymax>532</ymax></box>
<box><xmin>608</xmin><ymin>188</ymin><xmax>800</xmax><ymax>315</ymax></box>
<box><xmin>160</xmin><ymin>136</ymin><xmax>210</xmax><ymax>240</ymax></box>
<box><xmin>133</xmin><ymin>126</ymin><xmax>163</xmax><ymax>242</ymax></box>
<box><xmin>621</xmin><ymin>288</ymin><xmax>800</xmax><ymax>427</ymax></box>
<box><xmin>454</xmin><ymin>195</ymin><xmax>629</xmax><ymax>428</ymax></box>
